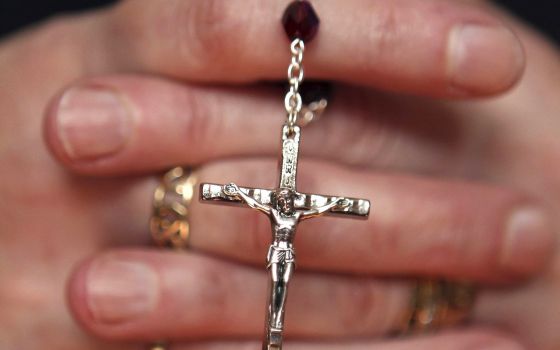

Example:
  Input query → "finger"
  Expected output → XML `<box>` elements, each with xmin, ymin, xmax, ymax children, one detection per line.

<box><xmin>82</xmin><ymin>156</ymin><xmax>553</xmax><ymax>282</ymax></box>
<box><xmin>42</xmin><ymin>75</ymin><xmax>486</xmax><ymax>176</ymax></box>
<box><xmin>475</xmin><ymin>276</ymin><xmax>560</xmax><ymax>350</ymax></box>
<box><xmin>174</xmin><ymin>330</ymin><xmax>523</xmax><ymax>350</ymax></box>
<box><xmin>44</xmin><ymin>76</ymin><xmax>284</xmax><ymax>173</ymax></box>
<box><xmin>68</xmin><ymin>250</ymin><xmax>525</xmax><ymax>348</ymax></box>
<box><xmin>97</xmin><ymin>0</ymin><xmax>524</xmax><ymax>97</ymax></box>
<box><xmin>68</xmin><ymin>249</ymin><xmax>411</xmax><ymax>341</ymax></box>
<box><xmin>186</xmin><ymin>159</ymin><xmax>554</xmax><ymax>282</ymax></box>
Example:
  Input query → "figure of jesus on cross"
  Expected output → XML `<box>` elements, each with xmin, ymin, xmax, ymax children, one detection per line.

<box><xmin>200</xmin><ymin>125</ymin><xmax>370</xmax><ymax>349</ymax></box>
<box><xmin>223</xmin><ymin>182</ymin><xmax>346</xmax><ymax>331</ymax></box>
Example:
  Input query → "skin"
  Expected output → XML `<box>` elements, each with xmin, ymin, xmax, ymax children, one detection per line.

<box><xmin>0</xmin><ymin>0</ymin><xmax>559</xmax><ymax>349</ymax></box>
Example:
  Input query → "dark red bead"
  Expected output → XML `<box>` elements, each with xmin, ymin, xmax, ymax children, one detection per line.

<box><xmin>282</xmin><ymin>1</ymin><xmax>320</xmax><ymax>42</ymax></box>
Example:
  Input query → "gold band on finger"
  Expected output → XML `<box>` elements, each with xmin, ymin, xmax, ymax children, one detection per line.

<box><xmin>149</xmin><ymin>167</ymin><xmax>196</xmax><ymax>349</ymax></box>
<box><xmin>149</xmin><ymin>343</ymin><xmax>167</xmax><ymax>350</ymax></box>
<box><xmin>150</xmin><ymin>167</ymin><xmax>197</xmax><ymax>249</ymax></box>
<box><xmin>403</xmin><ymin>279</ymin><xmax>476</xmax><ymax>334</ymax></box>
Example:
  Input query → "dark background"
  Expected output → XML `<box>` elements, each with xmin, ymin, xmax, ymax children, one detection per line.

<box><xmin>0</xmin><ymin>0</ymin><xmax>558</xmax><ymax>43</ymax></box>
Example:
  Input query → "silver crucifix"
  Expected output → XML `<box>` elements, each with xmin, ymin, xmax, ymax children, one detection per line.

<box><xmin>200</xmin><ymin>125</ymin><xmax>370</xmax><ymax>349</ymax></box>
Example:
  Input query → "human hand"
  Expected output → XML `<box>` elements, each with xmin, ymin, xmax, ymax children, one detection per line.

<box><xmin>2</xmin><ymin>0</ymin><xmax>558</xmax><ymax>350</ymax></box>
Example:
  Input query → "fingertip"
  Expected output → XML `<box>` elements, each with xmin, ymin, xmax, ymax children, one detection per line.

<box><xmin>66</xmin><ymin>254</ymin><xmax>97</xmax><ymax>334</ymax></box>
<box><xmin>43</xmin><ymin>81</ymin><xmax>136</xmax><ymax>174</ymax></box>
<box><xmin>446</xmin><ymin>23</ymin><xmax>526</xmax><ymax>96</ymax></box>
<box><xmin>499</xmin><ymin>204</ymin><xmax>556</xmax><ymax>277</ymax></box>
<box><xmin>66</xmin><ymin>250</ymin><xmax>162</xmax><ymax>340</ymax></box>
<box><xmin>43</xmin><ymin>88</ymin><xmax>72</xmax><ymax>168</ymax></box>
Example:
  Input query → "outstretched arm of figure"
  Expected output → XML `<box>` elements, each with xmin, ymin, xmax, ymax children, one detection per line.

<box><xmin>224</xmin><ymin>183</ymin><xmax>272</xmax><ymax>215</ymax></box>
<box><xmin>300</xmin><ymin>197</ymin><xmax>348</xmax><ymax>220</ymax></box>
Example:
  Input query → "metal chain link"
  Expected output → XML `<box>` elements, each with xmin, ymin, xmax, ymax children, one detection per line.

<box><xmin>284</xmin><ymin>39</ymin><xmax>305</xmax><ymax>130</ymax></box>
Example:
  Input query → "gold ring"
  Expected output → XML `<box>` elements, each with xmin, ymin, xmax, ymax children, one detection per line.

<box><xmin>149</xmin><ymin>342</ymin><xmax>168</xmax><ymax>350</ymax></box>
<box><xmin>403</xmin><ymin>280</ymin><xmax>476</xmax><ymax>334</ymax></box>
<box><xmin>149</xmin><ymin>167</ymin><xmax>196</xmax><ymax>349</ymax></box>
<box><xmin>150</xmin><ymin>167</ymin><xmax>197</xmax><ymax>249</ymax></box>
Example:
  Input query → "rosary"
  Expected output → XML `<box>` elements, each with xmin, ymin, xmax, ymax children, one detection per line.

<box><xmin>199</xmin><ymin>1</ymin><xmax>371</xmax><ymax>349</ymax></box>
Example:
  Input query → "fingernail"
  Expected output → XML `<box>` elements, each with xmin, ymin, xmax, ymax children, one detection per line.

<box><xmin>447</xmin><ymin>25</ymin><xmax>525</xmax><ymax>92</ymax></box>
<box><xmin>57</xmin><ymin>87</ymin><xmax>133</xmax><ymax>160</ymax></box>
<box><xmin>86</xmin><ymin>257</ymin><xmax>159</xmax><ymax>323</ymax></box>
<box><xmin>502</xmin><ymin>206</ymin><xmax>553</xmax><ymax>274</ymax></box>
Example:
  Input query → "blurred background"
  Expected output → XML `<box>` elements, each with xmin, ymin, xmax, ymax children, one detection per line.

<box><xmin>0</xmin><ymin>0</ymin><xmax>559</xmax><ymax>43</ymax></box>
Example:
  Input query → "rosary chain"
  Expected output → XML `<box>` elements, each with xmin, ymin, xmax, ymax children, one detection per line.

<box><xmin>284</xmin><ymin>39</ymin><xmax>305</xmax><ymax>129</ymax></box>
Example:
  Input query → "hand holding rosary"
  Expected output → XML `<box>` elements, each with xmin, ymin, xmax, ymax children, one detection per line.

<box><xmin>150</xmin><ymin>2</ymin><xmax>475</xmax><ymax>349</ymax></box>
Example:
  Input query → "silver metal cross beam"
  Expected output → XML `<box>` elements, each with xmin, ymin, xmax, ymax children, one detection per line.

<box><xmin>200</xmin><ymin>183</ymin><xmax>370</xmax><ymax>219</ymax></box>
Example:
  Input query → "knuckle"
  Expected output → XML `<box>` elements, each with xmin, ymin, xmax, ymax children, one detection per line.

<box><xmin>185</xmin><ymin>0</ymin><xmax>249</xmax><ymax>74</ymax></box>
<box><xmin>110</xmin><ymin>0</ymin><xmax>241</xmax><ymax>73</ymax></box>
<box><xmin>358</xmin><ymin>2</ymin><xmax>400</xmax><ymax>66</ymax></box>
<box><xmin>338</xmin><ymin>116</ymin><xmax>392</xmax><ymax>167</ymax></box>
<box><xmin>180</xmin><ymin>89</ymin><xmax>222</xmax><ymax>159</ymax></box>
<box><xmin>109</xmin><ymin>0</ymin><xmax>258</xmax><ymax>77</ymax></box>
<box><xmin>321</xmin><ymin>90</ymin><xmax>395</xmax><ymax>167</ymax></box>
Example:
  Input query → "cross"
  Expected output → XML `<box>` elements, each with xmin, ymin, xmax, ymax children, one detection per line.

<box><xmin>199</xmin><ymin>125</ymin><xmax>371</xmax><ymax>350</ymax></box>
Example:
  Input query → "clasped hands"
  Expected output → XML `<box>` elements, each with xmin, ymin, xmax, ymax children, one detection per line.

<box><xmin>1</xmin><ymin>1</ymin><xmax>559</xmax><ymax>349</ymax></box>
